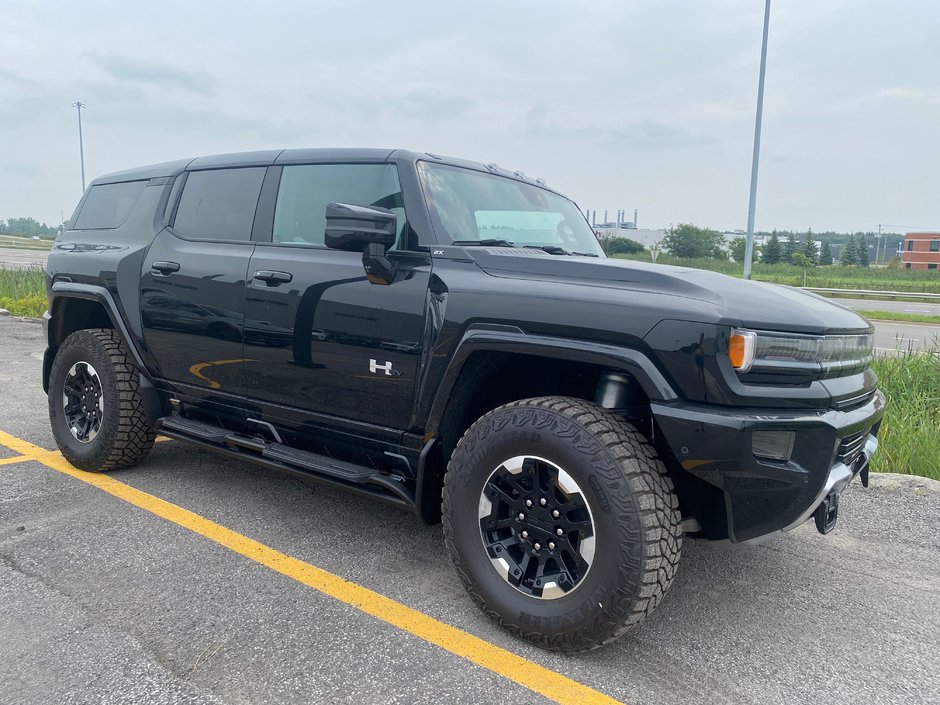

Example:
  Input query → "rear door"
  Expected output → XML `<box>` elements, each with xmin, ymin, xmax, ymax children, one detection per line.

<box><xmin>141</xmin><ymin>167</ymin><xmax>266</xmax><ymax>397</ymax></box>
<box><xmin>242</xmin><ymin>162</ymin><xmax>431</xmax><ymax>430</ymax></box>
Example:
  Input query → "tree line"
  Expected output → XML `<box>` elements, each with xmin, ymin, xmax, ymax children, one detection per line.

<box><xmin>0</xmin><ymin>217</ymin><xmax>64</xmax><ymax>239</ymax></box>
<box><xmin>601</xmin><ymin>224</ymin><xmax>886</xmax><ymax>267</ymax></box>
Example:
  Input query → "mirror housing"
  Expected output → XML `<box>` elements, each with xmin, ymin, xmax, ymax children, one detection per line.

<box><xmin>324</xmin><ymin>202</ymin><xmax>398</xmax><ymax>285</ymax></box>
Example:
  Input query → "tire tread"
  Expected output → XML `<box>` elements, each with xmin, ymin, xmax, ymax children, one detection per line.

<box><xmin>442</xmin><ymin>395</ymin><xmax>682</xmax><ymax>652</ymax></box>
<box><xmin>50</xmin><ymin>328</ymin><xmax>155</xmax><ymax>471</ymax></box>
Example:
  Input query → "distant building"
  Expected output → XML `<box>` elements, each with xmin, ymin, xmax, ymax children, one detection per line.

<box><xmin>901</xmin><ymin>232</ymin><xmax>940</xmax><ymax>270</ymax></box>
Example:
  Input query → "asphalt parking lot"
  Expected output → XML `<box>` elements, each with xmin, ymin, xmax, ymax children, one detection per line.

<box><xmin>0</xmin><ymin>246</ymin><xmax>49</xmax><ymax>270</ymax></box>
<box><xmin>1</xmin><ymin>315</ymin><xmax>938</xmax><ymax>705</ymax></box>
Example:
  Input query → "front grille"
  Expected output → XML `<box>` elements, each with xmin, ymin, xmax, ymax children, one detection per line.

<box><xmin>837</xmin><ymin>428</ymin><xmax>870</xmax><ymax>467</ymax></box>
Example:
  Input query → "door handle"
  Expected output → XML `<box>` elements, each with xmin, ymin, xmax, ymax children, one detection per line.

<box><xmin>151</xmin><ymin>261</ymin><xmax>180</xmax><ymax>275</ymax></box>
<box><xmin>253</xmin><ymin>270</ymin><xmax>293</xmax><ymax>285</ymax></box>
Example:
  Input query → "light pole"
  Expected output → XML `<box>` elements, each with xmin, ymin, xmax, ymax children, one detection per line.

<box><xmin>742</xmin><ymin>0</ymin><xmax>772</xmax><ymax>280</ymax></box>
<box><xmin>71</xmin><ymin>101</ymin><xmax>87</xmax><ymax>192</ymax></box>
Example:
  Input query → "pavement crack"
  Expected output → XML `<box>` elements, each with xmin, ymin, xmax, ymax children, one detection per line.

<box><xmin>0</xmin><ymin>551</ymin><xmax>227</xmax><ymax>703</ymax></box>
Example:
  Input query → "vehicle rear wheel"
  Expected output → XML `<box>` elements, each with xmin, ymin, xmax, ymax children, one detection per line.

<box><xmin>48</xmin><ymin>328</ymin><xmax>156</xmax><ymax>472</ymax></box>
<box><xmin>442</xmin><ymin>396</ymin><xmax>682</xmax><ymax>652</ymax></box>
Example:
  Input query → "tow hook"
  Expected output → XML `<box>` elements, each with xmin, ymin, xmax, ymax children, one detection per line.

<box><xmin>813</xmin><ymin>490</ymin><xmax>840</xmax><ymax>534</ymax></box>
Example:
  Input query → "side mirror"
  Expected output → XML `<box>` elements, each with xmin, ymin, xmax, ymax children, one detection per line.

<box><xmin>324</xmin><ymin>202</ymin><xmax>398</xmax><ymax>285</ymax></box>
<box><xmin>325</xmin><ymin>202</ymin><xmax>396</xmax><ymax>251</ymax></box>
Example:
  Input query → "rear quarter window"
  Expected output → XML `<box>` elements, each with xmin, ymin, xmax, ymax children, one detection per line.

<box><xmin>73</xmin><ymin>181</ymin><xmax>147</xmax><ymax>229</ymax></box>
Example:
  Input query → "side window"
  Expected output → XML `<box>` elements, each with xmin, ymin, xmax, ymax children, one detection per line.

<box><xmin>272</xmin><ymin>164</ymin><xmax>407</xmax><ymax>248</ymax></box>
<box><xmin>907</xmin><ymin>240</ymin><xmax>914</xmax><ymax>251</ymax></box>
<box><xmin>73</xmin><ymin>181</ymin><xmax>147</xmax><ymax>229</ymax></box>
<box><xmin>931</xmin><ymin>240</ymin><xmax>939</xmax><ymax>252</ymax></box>
<box><xmin>173</xmin><ymin>167</ymin><xmax>266</xmax><ymax>241</ymax></box>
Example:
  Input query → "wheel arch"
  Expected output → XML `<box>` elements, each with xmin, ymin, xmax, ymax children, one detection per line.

<box><xmin>413</xmin><ymin>329</ymin><xmax>680</xmax><ymax>525</ymax></box>
<box><xmin>426</xmin><ymin>328</ymin><xmax>678</xmax><ymax>453</ymax></box>
<box><xmin>44</xmin><ymin>283</ymin><xmax>162</xmax><ymax>424</ymax></box>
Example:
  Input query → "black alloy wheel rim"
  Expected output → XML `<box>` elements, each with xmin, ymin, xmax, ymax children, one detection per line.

<box><xmin>478</xmin><ymin>455</ymin><xmax>596</xmax><ymax>600</ymax></box>
<box><xmin>62</xmin><ymin>361</ymin><xmax>104</xmax><ymax>444</ymax></box>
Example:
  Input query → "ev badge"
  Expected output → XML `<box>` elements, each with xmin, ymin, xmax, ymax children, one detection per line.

<box><xmin>369</xmin><ymin>359</ymin><xmax>399</xmax><ymax>376</ymax></box>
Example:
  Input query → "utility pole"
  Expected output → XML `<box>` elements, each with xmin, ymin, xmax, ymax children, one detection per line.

<box><xmin>742</xmin><ymin>0</ymin><xmax>771</xmax><ymax>280</ymax></box>
<box><xmin>876</xmin><ymin>224</ymin><xmax>884</xmax><ymax>265</ymax></box>
<box><xmin>71</xmin><ymin>101</ymin><xmax>87</xmax><ymax>192</ymax></box>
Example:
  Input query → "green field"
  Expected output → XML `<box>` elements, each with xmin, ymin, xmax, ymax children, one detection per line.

<box><xmin>0</xmin><ymin>267</ymin><xmax>46</xmax><ymax>317</ymax></box>
<box><xmin>613</xmin><ymin>253</ymin><xmax>940</xmax><ymax>294</ymax></box>
<box><xmin>857</xmin><ymin>310</ymin><xmax>940</xmax><ymax>325</ymax></box>
<box><xmin>870</xmin><ymin>352</ymin><xmax>940</xmax><ymax>480</ymax></box>
<box><xmin>0</xmin><ymin>235</ymin><xmax>53</xmax><ymax>251</ymax></box>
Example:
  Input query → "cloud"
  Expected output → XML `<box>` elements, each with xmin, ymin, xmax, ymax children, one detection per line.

<box><xmin>0</xmin><ymin>67</ymin><xmax>37</xmax><ymax>87</ymax></box>
<box><xmin>395</xmin><ymin>89</ymin><xmax>474</xmax><ymax>119</ymax></box>
<box><xmin>603</xmin><ymin>122</ymin><xmax>719</xmax><ymax>150</ymax></box>
<box><xmin>88</xmin><ymin>52</ymin><xmax>214</xmax><ymax>94</ymax></box>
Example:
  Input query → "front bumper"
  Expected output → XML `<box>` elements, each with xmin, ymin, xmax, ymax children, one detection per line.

<box><xmin>651</xmin><ymin>390</ymin><xmax>884</xmax><ymax>542</ymax></box>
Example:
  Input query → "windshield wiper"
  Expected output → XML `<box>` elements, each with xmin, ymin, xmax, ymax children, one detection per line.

<box><xmin>452</xmin><ymin>239</ymin><xmax>516</xmax><ymax>247</ymax></box>
<box><xmin>523</xmin><ymin>245</ymin><xmax>599</xmax><ymax>257</ymax></box>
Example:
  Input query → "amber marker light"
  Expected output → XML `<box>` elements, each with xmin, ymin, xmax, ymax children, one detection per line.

<box><xmin>729</xmin><ymin>329</ymin><xmax>757</xmax><ymax>373</ymax></box>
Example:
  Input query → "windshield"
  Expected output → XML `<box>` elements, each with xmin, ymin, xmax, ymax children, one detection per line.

<box><xmin>418</xmin><ymin>162</ymin><xmax>604</xmax><ymax>256</ymax></box>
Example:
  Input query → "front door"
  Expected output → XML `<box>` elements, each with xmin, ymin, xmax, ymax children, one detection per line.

<box><xmin>242</xmin><ymin>162</ymin><xmax>430</xmax><ymax>430</ymax></box>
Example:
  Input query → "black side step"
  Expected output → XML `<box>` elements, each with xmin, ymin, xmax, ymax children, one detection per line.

<box><xmin>264</xmin><ymin>443</ymin><xmax>375</xmax><ymax>483</ymax></box>
<box><xmin>159</xmin><ymin>416</ymin><xmax>230</xmax><ymax>444</ymax></box>
<box><xmin>155</xmin><ymin>416</ymin><xmax>415</xmax><ymax>510</ymax></box>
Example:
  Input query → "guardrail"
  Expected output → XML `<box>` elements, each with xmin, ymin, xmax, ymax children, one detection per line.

<box><xmin>804</xmin><ymin>287</ymin><xmax>940</xmax><ymax>301</ymax></box>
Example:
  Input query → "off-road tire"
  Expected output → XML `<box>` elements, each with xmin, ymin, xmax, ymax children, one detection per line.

<box><xmin>48</xmin><ymin>328</ymin><xmax>156</xmax><ymax>472</ymax></box>
<box><xmin>442</xmin><ymin>396</ymin><xmax>682</xmax><ymax>652</ymax></box>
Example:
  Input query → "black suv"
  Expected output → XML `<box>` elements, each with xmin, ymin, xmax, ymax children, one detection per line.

<box><xmin>44</xmin><ymin>149</ymin><xmax>883</xmax><ymax>651</ymax></box>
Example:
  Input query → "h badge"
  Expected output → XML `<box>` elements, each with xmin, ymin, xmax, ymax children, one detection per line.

<box><xmin>369</xmin><ymin>359</ymin><xmax>394</xmax><ymax>376</ymax></box>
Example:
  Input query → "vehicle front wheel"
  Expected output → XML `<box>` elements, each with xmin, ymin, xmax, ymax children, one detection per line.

<box><xmin>442</xmin><ymin>396</ymin><xmax>682</xmax><ymax>652</ymax></box>
<box><xmin>48</xmin><ymin>328</ymin><xmax>156</xmax><ymax>472</ymax></box>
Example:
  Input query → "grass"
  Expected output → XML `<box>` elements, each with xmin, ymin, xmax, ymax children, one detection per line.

<box><xmin>0</xmin><ymin>267</ymin><xmax>46</xmax><ymax>317</ymax></box>
<box><xmin>856</xmin><ymin>310</ymin><xmax>940</xmax><ymax>325</ymax></box>
<box><xmin>613</xmin><ymin>252</ymin><xmax>940</xmax><ymax>294</ymax></box>
<box><xmin>870</xmin><ymin>352</ymin><xmax>940</xmax><ymax>480</ymax></box>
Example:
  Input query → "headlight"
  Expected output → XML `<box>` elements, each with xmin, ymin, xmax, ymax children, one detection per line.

<box><xmin>729</xmin><ymin>329</ymin><xmax>874</xmax><ymax>375</ymax></box>
<box><xmin>729</xmin><ymin>329</ymin><xmax>757</xmax><ymax>372</ymax></box>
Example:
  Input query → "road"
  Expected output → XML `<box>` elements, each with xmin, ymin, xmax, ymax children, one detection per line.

<box><xmin>832</xmin><ymin>297</ymin><xmax>940</xmax><ymax>317</ymax></box>
<box><xmin>872</xmin><ymin>320</ymin><xmax>939</xmax><ymax>353</ymax></box>
<box><xmin>0</xmin><ymin>316</ymin><xmax>937</xmax><ymax>705</ymax></box>
<box><xmin>0</xmin><ymin>246</ymin><xmax>49</xmax><ymax>270</ymax></box>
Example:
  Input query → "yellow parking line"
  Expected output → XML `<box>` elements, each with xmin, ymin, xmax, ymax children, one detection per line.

<box><xmin>0</xmin><ymin>455</ymin><xmax>29</xmax><ymax>465</ymax></box>
<box><xmin>0</xmin><ymin>428</ymin><xmax>624</xmax><ymax>705</ymax></box>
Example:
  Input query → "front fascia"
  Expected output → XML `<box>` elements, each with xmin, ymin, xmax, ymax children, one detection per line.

<box><xmin>651</xmin><ymin>391</ymin><xmax>884</xmax><ymax>542</ymax></box>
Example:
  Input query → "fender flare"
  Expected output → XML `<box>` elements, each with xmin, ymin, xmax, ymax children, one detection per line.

<box><xmin>45</xmin><ymin>282</ymin><xmax>162</xmax><ymax>424</ymax></box>
<box><xmin>424</xmin><ymin>325</ymin><xmax>678</xmax><ymax>437</ymax></box>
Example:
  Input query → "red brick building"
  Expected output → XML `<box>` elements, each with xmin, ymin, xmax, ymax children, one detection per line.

<box><xmin>901</xmin><ymin>232</ymin><xmax>940</xmax><ymax>270</ymax></box>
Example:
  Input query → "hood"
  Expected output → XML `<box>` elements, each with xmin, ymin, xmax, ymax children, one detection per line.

<box><xmin>468</xmin><ymin>248</ymin><xmax>872</xmax><ymax>335</ymax></box>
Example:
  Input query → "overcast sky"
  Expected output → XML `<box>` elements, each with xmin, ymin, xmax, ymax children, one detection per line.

<box><xmin>1</xmin><ymin>0</ymin><xmax>937</xmax><ymax>233</ymax></box>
